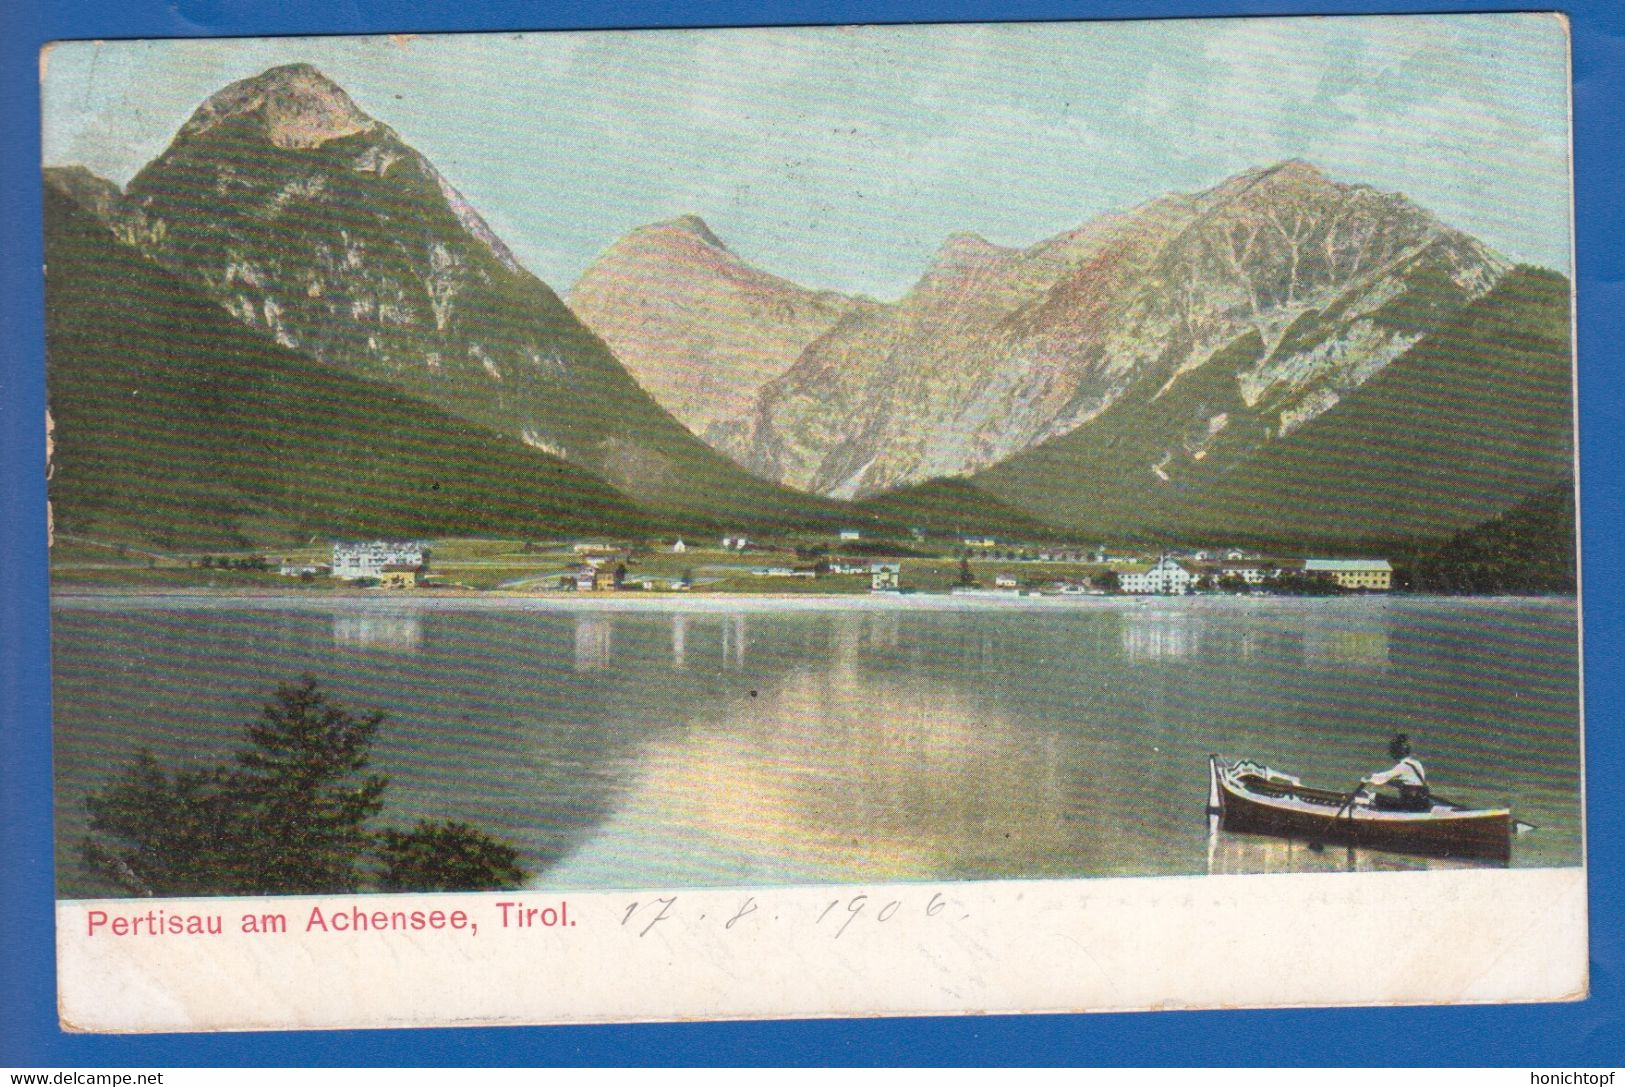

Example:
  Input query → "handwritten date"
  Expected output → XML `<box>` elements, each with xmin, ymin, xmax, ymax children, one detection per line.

<box><xmin>620</xmin><ymin>891</ymin><xmax>955</xmax><ymax>939</ymax></box>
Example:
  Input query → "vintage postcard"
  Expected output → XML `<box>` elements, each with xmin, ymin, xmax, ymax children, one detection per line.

<box><xmin>42</xmin><ymin>13</ymin><xmax>1583</xmax><ymax>1032</ymax></box>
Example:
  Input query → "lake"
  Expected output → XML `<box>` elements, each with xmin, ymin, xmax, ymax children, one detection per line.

<box><xmin>51</xmin><ymin>594</ymin><xmax>1583</xmax><ymax>896</ymax></box>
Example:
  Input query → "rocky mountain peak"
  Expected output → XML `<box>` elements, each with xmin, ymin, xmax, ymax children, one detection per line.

<box><xmin>932</xmin><ymin>231</ymin><xmax>1008</xmax><ymax>265</ymax></box>
<box><xmin>573</xmin><ymin>214</ymin><xmax>743</xmax><ymax>288</ymax></box>
<box><xmin>44</xmin><ymin>163</ymin><xmax>118</xmax><ymax>193</ymax></box>
<box><xmin>697</xmin><ymin>159</ymin><xmax>1511</xmax><ymax>500</ymax></box>
<box><xmin>568</xmin><ymin>213</ymin><xmax>869</xmax><ymax>441</ymax></box>
<box><xmin>1198</xmin><ymin>158</ymin><xmax>1325</xmax><ymax>207</ymax></box>
<box><xmin>59</xmin><ymin>64</ymin><xmax>827</xmax><ymax>523</ymax></box>
<box><xmin>44</xmin><ymin>165</ymin><xmax>124</xmax><ymax>221</ymax></box>
<box><xmin>911</xmin><ymin>231</ymin><xmax>1019</xmax><ymax>299</ymax></box>
<box><xmin>658</xmin><ymin>213</ymin><xmax>729</xmax><ymax>250</ymax></box>
<box><xmin>1263</xmin><ymin>157</ymin><xmax>1329</xmax><ymax>182</ymax></box>
<box><xmin>178</xmin><ymin>63</ymin><xmax>378</xmax><ymax>150</ymax></box>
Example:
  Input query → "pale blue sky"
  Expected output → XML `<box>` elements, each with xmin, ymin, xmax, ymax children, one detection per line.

<box><xmin>42</xmin><ymin>15</ymin><xmax>1572</xmax><ymax>299</ymax></box>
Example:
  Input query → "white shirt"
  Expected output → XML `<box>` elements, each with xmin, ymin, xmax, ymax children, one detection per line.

<box><xmin>1368</xmin><ymin>757</ymin><xmax>1427</xmax><ymax>788</ymax></box>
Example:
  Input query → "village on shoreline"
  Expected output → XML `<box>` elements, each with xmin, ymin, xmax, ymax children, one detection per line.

<box><xmin>52</xmin><ymin>527</ymin><xmax>1399</xmax><ymax>599</ymax></box>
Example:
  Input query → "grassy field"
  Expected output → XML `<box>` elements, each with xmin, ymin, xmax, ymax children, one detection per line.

<box><xmin>694</xmin><ymin>575</ymin><xmax>865</xmax><ymax>594</ymax></box>
<box><xmin>51</xmin><ymin>531</ymin><xmax>1128</xmax><ymax>594</ymax></box>
<box><xmin>50</xmin><ymin>566</ymin><xmax>341</xmax><ymax>590</ymax></box>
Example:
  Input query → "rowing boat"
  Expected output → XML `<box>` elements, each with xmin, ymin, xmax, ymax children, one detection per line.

<box><xmin>1207</xmin><ymin>755</ymin><xmax>1512</xmax><ymax>862</ymax></box>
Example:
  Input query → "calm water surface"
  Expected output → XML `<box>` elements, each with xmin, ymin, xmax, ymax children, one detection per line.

<box><xmin>52</xmin><ymin>596</ymin><xmax>1583</xmax><ymax>895</ymax></box>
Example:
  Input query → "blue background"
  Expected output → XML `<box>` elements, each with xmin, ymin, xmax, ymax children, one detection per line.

<box><xmin>2</xmin><ymin>0</ymin><xmax>1619</xmax><ymax>1067</ymax></box>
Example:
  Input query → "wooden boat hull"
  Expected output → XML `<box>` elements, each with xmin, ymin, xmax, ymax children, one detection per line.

<box><xmin>1209</xmin><ymin>756</ymin><xmax>1512</xmax><ymax>862</ymax></box>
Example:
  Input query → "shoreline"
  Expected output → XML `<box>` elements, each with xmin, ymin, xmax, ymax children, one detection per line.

<box><xmin>49</xmin><ymin>587</ymin><xmax>1581</xmax><ymax>613</ymax></box>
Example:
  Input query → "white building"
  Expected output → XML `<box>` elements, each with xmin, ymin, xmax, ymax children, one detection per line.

<box><xmin>671</xmin><ymin>539</ymin><xmax>688</xmax><ymax>554</ymax></box>
<box><xmin>1116</xmin><ymin>556</ymin><xmax>1195</xmax><ymax>595</ymax></box>
<box><xmin>722</xmin><ymin>535</ymin><xmax>750</xmax><ymax>551</ymax></box>
<box><xmin>629</xmin><ymin>574</ymin><xmax>691</xmax><ymax>591</ymax></box>
<box><xmin>1036</xmin><ymin>549</ymin><xmax>1086</xmax><ymax>563</ymax></box>
<box><xmin>870</xmin><ymin>563</ymin><xmax>901</xmax><ymax>592</ymax></box>
<box><xmin>1304</xmin><ymin>558</ymin><xmax>1394</xmax><ymax>591</ymax></box>
<box><xmin>838</xmin><ymin>529</ymin><xmax>862</xmax><ymax>541</ymax></box>
<box><xmin>1213</xmin><ymin>560</ymin><xmax>1275</xmax><ymax>586</ymax></box>
<box><xmin>331</xmin><ymin>540</ymin><xmax>427</xmax><ymax>580</ymax></box>
<box><xmin>1093</xmin><ymin>548</ymin><xmax>1142</xmax><ymax>564</ymax></box>
<box><xmin>994</xmin><ymin>573</ymin><xmax>1020</xmax><ymax>589</ymax></box>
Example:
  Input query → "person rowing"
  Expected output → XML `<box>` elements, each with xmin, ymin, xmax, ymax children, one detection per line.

<box><xmin>1360</xmin><ymin>733</ymin><xmax>1432</xmax><ymax>812</ymax></box>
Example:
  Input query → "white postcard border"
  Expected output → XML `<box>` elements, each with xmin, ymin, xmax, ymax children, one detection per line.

<box><xmin>57</xmin><ymin>865</ymin><xmax>1587</xmax><ymax>1033</ymax></box>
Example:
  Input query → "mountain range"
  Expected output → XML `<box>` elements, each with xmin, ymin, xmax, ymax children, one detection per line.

<box><xmin>44</xmin><ymin>185</ymin><xmax>649</xmax><ymax>547</ymax></box>
<box><xmin>569</xmin><ymin>161</ymin><xmax>1571</xmax><ymax>542</ymax></box>
<box><xmin>568</xmin><ymin>215</ymin><xmax>874</xmax><ymax>441</ymax></box>
<box><xmin>48</xmin><ymin>63</ymin><xmax>833</xmax><ymax>532</ymax></box>
<box><xmin>978</xmin><ymin>263</ymin><xmax>1573</xmax><ymax>542</ymax></box>
<box><xmin>44</xmin><ymin>63</ymin><xmax>1575</xmax><ymax>549</ymax></box>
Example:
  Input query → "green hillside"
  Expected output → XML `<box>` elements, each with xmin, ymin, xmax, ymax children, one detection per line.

<box><xmin>979</xmin><ymin>266</ymin><xmax>1573</xmax><ymax>544</ymax></box>
<box><xmin>975</xmin><ymin>330</ymin><xmax>1272</xmax><ymax>539</ymax></box>
<box><xmin>1409</xmin><ymin>477</ymin><xmax>1577</xmax><ymax>594</ymax></box>
<box><xmin>45</xmin><ymin>188</ymin><xmax>651</xmax><ymax>549</ymax></box>
<box><xmin>849</xmin><ymin>478</ymin><xmax>1062</xmax><ymax>541</ymax></box>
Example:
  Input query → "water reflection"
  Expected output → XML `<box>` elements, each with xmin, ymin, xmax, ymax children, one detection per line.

<box><xmin>548</xmin><ymin>665</ymin><xmax>1110</xmax><ymax>888</ymax></box>
<box><xmin>671</xmin><ymin>613</ymin><xmax>687</xmax><ymax>669</ymax></box>
<box><xmin>1204</xmin><ymin>821</ymin><xmax>1494</xmax><ymax>875</ymax></box>
<box><xmin>331</xmin><ymin>615</ymin><xmax>422</xmax><ymax>651</ymax></box>
<box><xmin>1121</xmin><ymin>613</ymin><xmax>1199</xmax><ymax>660</ymax></box>
<box><xmin>53</xmin><ymin>598</ymin><xmax>1582</xmax><ymax>895</ymax></box>
<box><xmin>720</xmin><ymin>614</ymin><xmax>747</xmax><ymax>667</ymax></box>
<box><xmin>867</xmin><ymin>611</ymin><xmax>900</xmax><ymax>650</ymax></box>
<box><xmin>573</xmin><ymin>616</ymin><xmax>612</xmax><ymax>671</ymax></box>
<box><xmin>830</xmin><ymin>613</ymin><xmax>901</xmax><ymax>675</ymax></box>
<box><xmin>1305</xmin><ymin>628</ymin><xmax>1391</xmax><ymax>669</ymax></box>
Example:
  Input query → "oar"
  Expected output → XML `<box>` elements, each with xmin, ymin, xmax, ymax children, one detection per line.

<box><xmin>1332</xmin><ymin>781</ymin><xmax>1367</xmax><ymax>821</ymax></box>
<box><xmin>1309</xmin><ymin>782</ymin><xmax>1367</xmax><ymax>852</ymax></box>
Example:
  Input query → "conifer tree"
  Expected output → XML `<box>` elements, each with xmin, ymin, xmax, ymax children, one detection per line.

<box><xmin>231</xmin><ymin>676</ymin><xmax>388</xmax><ymax>894</ymax></box>
<box><xmin>83</xmin><ymin>754</ymin><xmax>244</xmax><ymax>897</ymax></box>
<box><xmin>82</xmin><ymin>678</ymin><xmax>527</xmax><ymax>897</ymax></box>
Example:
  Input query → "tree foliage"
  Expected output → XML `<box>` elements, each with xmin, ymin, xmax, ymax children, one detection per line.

<box><xmin>82</xmin><ymin>677</ymin><xmax>527</xmax><ymax>897</ymax></box>
<box><xmin>376</xmin><ymin>820</ymin><xmax>527</xmax><ymax>893</ymax></box>
<box><xmin>1411</xmin><ymin>479</ymin><xmax>1576</xmax><ymax>594</ymax></box>
<box><xmin>232</xmin><ymin>677</ymin><xmax>387</xmax><ymax>894</ymax></box>
<box><xmin>83</xmin><ymin>754</ymin><xmax>244</xmax><ymax>897</ymax></box>
<box><xmin>1266</xmin><ymin>570</ymin><xmax>1343</xmax><ymax>596</ymax></box>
